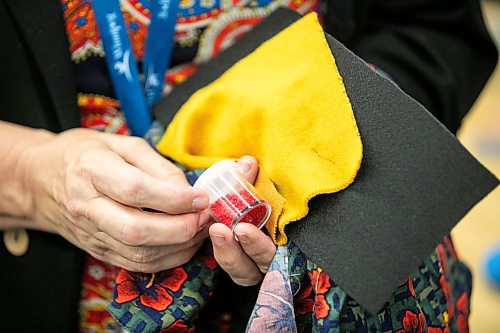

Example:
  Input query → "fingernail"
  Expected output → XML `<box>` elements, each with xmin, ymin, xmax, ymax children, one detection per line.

<box><xmin>238</xmin><ymin>156</ymin><xmax>253</xmax><ymax>174</ymax></box>
<box><xmin>211</xmin><ymin>234</ymin><xmax>226</xmax><ymax>245</ymax></box>
<box><xmin>193</xmin><ymin>196</ymin><xmax>208</xmax><ymax>210</ymax></box>
<box><xmin>234</xmin><ymin>230</ymin><xmax>248</xmax><ymax>243</ymax></box>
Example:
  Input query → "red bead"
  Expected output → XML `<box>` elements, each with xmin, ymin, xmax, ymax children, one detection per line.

<box><xmin>210</xmin><ymin>189</ymin><xmax>265</xmax><ymax>227</ymax></box>
<box><xmin>238</xmin><ymin>203</ymin><xmax>268</xmax><ymax>227</ymax></box>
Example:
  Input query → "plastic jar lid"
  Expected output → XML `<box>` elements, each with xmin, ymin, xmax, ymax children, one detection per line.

<box><xmin>193</xmin><ymin>160</ymin><xmax>238</xmax><ymax>190</ymax></box>
<box><xmin>193</xmin><ymin>159</ymin><xmax>272</xmax><ymax>229</ymax></box>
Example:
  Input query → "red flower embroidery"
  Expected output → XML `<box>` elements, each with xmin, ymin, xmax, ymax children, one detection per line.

<box><xmin>308</xmin><ymin>269</ymin><xmax>332</xmax><ymax>319</ymax></box>
<box><xmin>314</xmin><ymin>294</ymin><xmax>330</xmax><ymax>319</ymax></box>
<box><xmin>396</xmin><ymin>310</ymin><xmax>427</xmax><ymax>333</ymax></box>
<box><xmin>157</xmin><ymin>267</ymin><xmax>189</xmax><ymax>293</ymax></box>
<box><xmin>115</xmin><ymin>267</ymin><xmax>188</xmax><ymax>311</ymax></box>
<box><xmin>308</xmin><ymin>268</ymin><xmax>331</xmax><ymax>294</ymax></box>
<box><xmin>428</xmin><ymin>327</ymin><xmax>448</xmax><ymax>333</ymax></box>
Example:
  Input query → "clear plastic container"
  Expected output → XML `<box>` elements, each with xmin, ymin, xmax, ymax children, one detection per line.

<box><xmin>193</xmin><ymin>160</ymin><xmax>271</xmax><ymax>229</ymax></box>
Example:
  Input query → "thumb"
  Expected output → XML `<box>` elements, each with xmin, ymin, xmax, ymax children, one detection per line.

<box><xmin>237</xmin><ymin>156</ymin><xmax>259</xmax><ymax>184</ymax></box>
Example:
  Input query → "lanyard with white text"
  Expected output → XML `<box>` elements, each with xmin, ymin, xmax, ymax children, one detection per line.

<box><xmin>92</xmin><ymin>0</ymin><xmax>179</xmax><ymax>136</ymax></box>
<box><xmin>143</xmin><ymin>0</ymin><xmax>179</xmax><ymax>105</ymax></box>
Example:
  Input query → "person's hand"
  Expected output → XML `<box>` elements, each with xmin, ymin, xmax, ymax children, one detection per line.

<box><xmin>209</xmin><ymin>156</ymin><xmax>276</xmax><ymax>286</ymax></box>
<box><xmin>22</xmin><ymin>128</ymin><xmax>211</xmax><ymax>273</ymax></box>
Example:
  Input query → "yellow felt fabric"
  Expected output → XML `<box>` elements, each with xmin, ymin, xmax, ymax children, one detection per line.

<box><xmin>156</xmin><ymin>13</ymin><xmax>362</xmax><ymax>245</ymax></box>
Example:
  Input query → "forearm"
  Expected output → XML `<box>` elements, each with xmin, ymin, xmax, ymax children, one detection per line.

<box><xmin>0</xmin><ymin>120</ymin><xmax>54</xmax><ymax>224</ymax></box>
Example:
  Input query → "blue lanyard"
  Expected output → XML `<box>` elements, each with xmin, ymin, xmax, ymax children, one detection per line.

<box><xmin>143</xmin><ymin>0</ymin><xmax>179</xmax><ymax>105</ymax></box>
<box><xmin>92</xmin><ymin>0</ymin><xmax>179</xmax><ymax>136</ymax></box>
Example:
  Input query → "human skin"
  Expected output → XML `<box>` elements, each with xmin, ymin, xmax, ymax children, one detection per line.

<box><xmin>209</xmin><ymin>156</ymin><xmax>277</xmax><ymax>286</ymax></box>
<box><xmin>0</xmin><ymin>120</ymin><xmax>275</xmax><ymax>283</ymax></box>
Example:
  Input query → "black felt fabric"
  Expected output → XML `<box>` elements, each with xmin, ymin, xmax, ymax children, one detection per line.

<box><xmin>153</xmin><ymin>8</ymin><xmax>499</xmax><ymax>314</ymax></box>
<box><xmin>286</xmin><ymin>34</ymin><xmax>499</xmax><ymax>313</ymax></box>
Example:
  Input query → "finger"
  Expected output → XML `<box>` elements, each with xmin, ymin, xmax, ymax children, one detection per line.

<box><xmin>79</xmin><ymin>195</ymin><xmax>211</xmax><ymax>246</ymax></box>
<box><xmin>237</xmin><ymin>155</ymin><xmax>259</xmax><ymax>184</ymax></box>
<box><xmin>93</xmin><ymin>241</ymin><xmax>203</xmax><ymax>273</ymax></box>
<box><xmin>233</xmin><ymin>223</ymin><xmax>276</xmax><ymax>274</ymax></box>
<box><xmin>106</xmin><ymin>135</ymin><xmax>188</xmax><ymax>184</ymax></box>
<box><xmin>209</xmin><ymin>223</ymin><xmax>263</xmax><ymax>286</ymax></box>
<box><xmin>88</xmin><ymin>225</ymin><xmax>210</xmax><ymax>264</ymax></box>
<box><xmin>63</xmin><ymin>216</ymin><xmax>209</xmax><ymax>272</ymax></box>
<box><xmin>53</xmin><ymin>213</ymin><xmax>89</xmax><ymax>253</ymax></box>
<box><xmin>75</xmin><ymin>148</ymin><xmax>208</xmax><ymax>213</ymax></box>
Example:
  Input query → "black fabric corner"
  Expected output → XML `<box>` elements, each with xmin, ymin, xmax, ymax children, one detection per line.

<box><xmin>153</xmin><ymin>8</ymin><xmax>498</xmax><ymax>314</ymax></box>
<box><xmin>286</xmin><ymin>34</ymin><xmax>499</xmax><ymax>313</ymax></box>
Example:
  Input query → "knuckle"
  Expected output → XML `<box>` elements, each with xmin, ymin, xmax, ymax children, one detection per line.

<box><xmin>65</xmin><ymin>199</ymin><xmax>85</xmax><ymax>218</ymax></box>
<box><xmin>121</xmin><ymin>220</ymin><xmax>145</xmax><ymax>246</ymax></box>
<box><xmin>218</xmin><ymin>256</ymin><xmax>238</xmax><ymax>271</ymax></box>
<box><xmin>132</xmin><ymin>247</ymin><xmax>158</xmax><ymax>263</ymax></box>
<box><xmin>129</xmin><ymin>137</ymin><xmax>149</xmax><ymax>151</ymax></box>
<box><xmin>160</xmin><ymin>184</ymin><xmax>187</xmax><ymax>212</ymax></box>
<box><xmin>132</xmin><ymin>248</ymin><xmax>145</xmax><ymax>263</ymax></box>
<box><xmin>73</xmin><ymin>151</ymin><xmax>96</xmax><ymax>178</ymax></box>
<box><xmin>167</xmin><ymin>169</ymin><xmax>187</xmax><ymax>183</ymax></box>
<box><xmin>177</xmin><ymin>215</ymin><xmax>199</xmax><ymax>243</ymax></box>
<box><xmin>121</xmin><ymin>175</ymin><xmax>145</xmax><ymax>206</ymax></box>
<box><xmin>88</xmin><ymin>244</ymin><xmax>107</xmax><ymax>260</ymax></box>
<box><xmin>248</xmin><ymin>250</ymin><xmax>272</xmax><ymax>265</ymax></box>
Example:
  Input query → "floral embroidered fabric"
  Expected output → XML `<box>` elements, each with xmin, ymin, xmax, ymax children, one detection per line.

<box><xmin>246</xmin><ymin>238</ymin><xmax>470</xmax><ymax>333</ymax></box>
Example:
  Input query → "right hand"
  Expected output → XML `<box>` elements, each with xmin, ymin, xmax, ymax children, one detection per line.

<box><xmin>22</xmin><ymin>128</ymin><xmax>210</xmax><ymax>273</ymax></box>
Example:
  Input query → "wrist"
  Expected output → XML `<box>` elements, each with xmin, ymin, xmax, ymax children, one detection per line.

<box><xmin>17</xmin><ymin>129</ymin><xmax>55</xmax><ymax>221</ymax></box>
<box><xmin>0</xmin><ymin>124</ymin><xmax>55</xmax><ymax>221</ymax></box>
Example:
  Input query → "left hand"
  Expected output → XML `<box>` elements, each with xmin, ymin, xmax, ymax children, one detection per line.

<box><xmin>209</xmin><ymin>156</ymin><xmax>277</xmax><ymax>286</ymax></box>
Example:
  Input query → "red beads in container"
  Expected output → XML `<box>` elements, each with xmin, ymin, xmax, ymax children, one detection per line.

<box><xmin>193</xmin><ymin>160</ymin><xmax>272</xmax><ymax>229</ymax></box>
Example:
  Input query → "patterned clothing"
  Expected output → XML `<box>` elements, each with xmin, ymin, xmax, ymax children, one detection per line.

<box><xmin>58</xmin><ymin>1</ymin><xmax>471</xmax><ymax>332</ymax></box>
<box><xmin>246</xmin><ymin>238</ymin><xmax>470</xmax><ymax>333</ymax></box>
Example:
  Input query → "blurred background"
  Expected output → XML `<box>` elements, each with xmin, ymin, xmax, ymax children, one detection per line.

<box><xmin>452</xmin><ymin>0</ymin><xmax>500</xmax><ymax>331</ymax></box>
